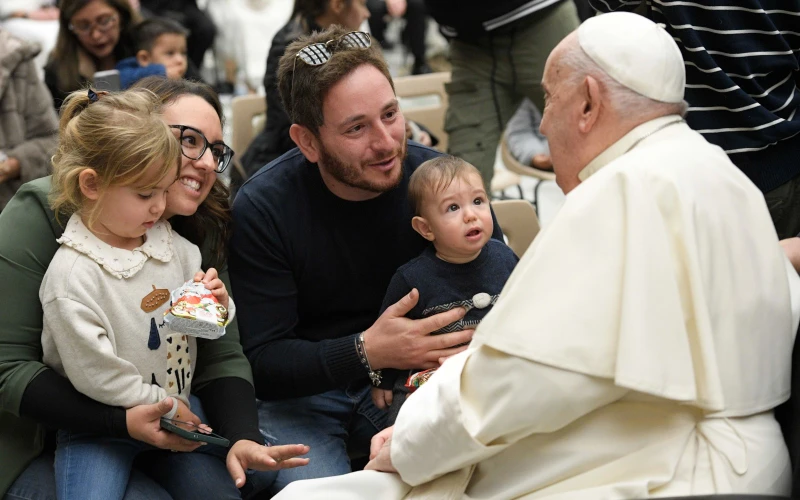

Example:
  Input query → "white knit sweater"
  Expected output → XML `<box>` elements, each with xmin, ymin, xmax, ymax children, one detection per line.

<box><xmin>40</xmin><ymin>215</ymin><xmax>201</xmax><ymax>408</ymax></box>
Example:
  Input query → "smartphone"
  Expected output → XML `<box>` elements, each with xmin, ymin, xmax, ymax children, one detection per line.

<box><xmin>93</xmin><ymin>69</ymin><xmax>121</xmax><ymax>91</ymax></box>
<box><xmin>160</xmin><ymin>417</ymin><xmax>230</xmax><ymax>447</ymax></box>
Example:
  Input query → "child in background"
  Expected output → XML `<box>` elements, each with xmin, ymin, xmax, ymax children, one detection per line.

<box><xmin>372</xmin><ymin>155</ymin><xmax>519</xmax><ymax>425</ymax></box>
<box><xmin>40</xmin><ymin>88</ymin><xmax>231</xmax><ymax>499</ymax></box>
<box><xmin>116</xmin><ymin>17</ymin><xmax>188</xmax><ymax>88</ymax></box>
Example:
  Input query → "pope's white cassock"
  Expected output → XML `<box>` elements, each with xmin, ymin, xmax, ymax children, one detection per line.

<box><xmin>277</xmin><ymin>16</ymin><xmax>800</xmax><ymax>500</ymax></box>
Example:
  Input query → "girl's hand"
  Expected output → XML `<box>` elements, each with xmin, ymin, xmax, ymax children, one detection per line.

<box><xmin>193</xmin><ymin>268</ymin><xmax>229</xmax><ymax>310</ymax></box>
<box><xmin>226</xmin><ymin>440</ymin><xmax>310</xmax><ymax>488</ymax></box>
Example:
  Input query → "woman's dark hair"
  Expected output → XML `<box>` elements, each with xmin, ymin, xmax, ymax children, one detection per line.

<box><xmin>50</xmin><ymin>0</ymin><xmax>140</xmax><ymax>92</ymax></box>
<box><xmin>132</xmin><ymin>76</ymin><xmax>231</xmax><ymax>269</ymax></box>
<box><xmin>291</xmin><ymin>0</ymin><xmax>353</xmax><ymax>31</ymax></box>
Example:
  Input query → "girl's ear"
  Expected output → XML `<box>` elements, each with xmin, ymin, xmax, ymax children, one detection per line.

<box><xmin>78</xmin><ymin>169</ymin><xmax>101</xmax><ymax>200</ymax></box>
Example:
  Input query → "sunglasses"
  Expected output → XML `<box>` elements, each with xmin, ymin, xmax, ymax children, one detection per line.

<box><xmin>290</xmin><ymin>31</ymin><xmax>372</xmax><ymax>117</ymax></box>
<box><xmin>169</xmin><ymin>125</ymin><xmax>234</xmax><ymax>174</ymax></box>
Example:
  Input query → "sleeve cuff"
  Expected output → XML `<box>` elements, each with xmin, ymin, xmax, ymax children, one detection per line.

<box><xmin>324</xmin><ymin>333</ymin><xmax>369</xmax><ymax>385</ymax></box>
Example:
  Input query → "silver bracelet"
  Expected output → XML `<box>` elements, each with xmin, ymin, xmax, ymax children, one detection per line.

<box><xmin>355</xmin><ymin>332</ymin><xmax>382</xmax><ymax>386</ymax></box>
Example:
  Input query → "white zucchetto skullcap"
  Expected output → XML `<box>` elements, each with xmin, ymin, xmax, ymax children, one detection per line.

<box><xmin>577</xmin><ymin>12</ymin><xmax>685</xmax><ymax>103</ymax></box>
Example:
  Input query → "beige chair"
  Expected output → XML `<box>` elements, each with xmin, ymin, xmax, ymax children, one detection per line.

<box><xmin>499</xmin><ymin>135</ymin><xmax>556</xmax><ymax>182</ymax></box>
<box><xmin>492</xmin><ymin>199</ymin><xmax>541</xmax><ymax>258</ymax></box>
<box><xmin>499</xmin><ymin>135</ymin><xmax>556</xmax><ymax>210</ymax></box>
<box><xmin>393</xmin><ymin>71</ymin><xmax>451</xmax><ymax>151</ymax></box>
<box><xmin>230</xmin><ymin>93</ymin><xmax>267</xmax><ymax>178</ymax></box>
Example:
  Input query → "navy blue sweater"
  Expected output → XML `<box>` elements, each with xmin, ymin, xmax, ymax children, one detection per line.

<box><xmin>228</xmin><ymin>144</ymin><xmax>504</xmax><ymax>400</ymax></box>
<box><xmin>590</xmin><ymin>1</ymin><xmax>800</xmax><ymax>192</ymax></box>
<box><xmin>377</xmin><ymin>239</ymin><xmax>518</xmax><ymax>390</ymax></box>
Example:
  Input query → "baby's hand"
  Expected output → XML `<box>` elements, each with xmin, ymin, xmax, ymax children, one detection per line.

<box><xmin>193</xmin><ymin>268</ymin><xmax>229</xmax><ymax>310</ymax></box>
<box><xmin>371</xmin><ymin>387</ymin><xmax>393</xmax><ymax>410</ymax></box>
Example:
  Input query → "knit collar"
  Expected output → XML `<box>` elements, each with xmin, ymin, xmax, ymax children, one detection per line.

<box><xmin>57</xmin><ymin>214</ymin><xmax>174</xmax><ymax>279</ymax></box>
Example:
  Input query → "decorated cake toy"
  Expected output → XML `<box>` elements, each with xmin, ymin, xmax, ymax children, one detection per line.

<box><xmin>163</xmin><ymin>280</ymin><xmax>228</xmax><ymax>339</ymax></box>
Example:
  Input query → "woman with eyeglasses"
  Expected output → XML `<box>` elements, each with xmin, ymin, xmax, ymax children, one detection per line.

<box><xmin>44</xmin><ymin>0</ymin><xmax>138</xmax><ymax>110</ymax></box>
<box><xmin>0</xmin><ymin>77</ymin><xmax>309</xmax><ymax>500</ymax></box>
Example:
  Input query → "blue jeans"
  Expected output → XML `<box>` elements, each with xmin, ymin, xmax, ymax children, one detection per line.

<box><xmin>5</xmin><ymin>395</ymin><xmax>276</xmax><ymax>500</ymax></box>
<box><xmin>4</xmin><ymin>451</ymin><xmax>171</xmax><ymax>500</ymax></box>
<box><xmin>257</xmin><ymin>381</ymin><xmax>387</xmax><ymax>494</ymax></box>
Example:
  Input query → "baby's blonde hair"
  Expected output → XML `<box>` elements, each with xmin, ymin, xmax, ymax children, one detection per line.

<box><xmin>408</xmin><ymin>155</ymin><xmax>484</xmax><ymax>216</ymax></box>
<box><xmin>50</xmin><ymin>88</ymin><xmax>181</xmax><ymax>226</ymax></box>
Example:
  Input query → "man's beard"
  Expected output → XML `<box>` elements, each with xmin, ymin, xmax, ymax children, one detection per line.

<box><xmin>318</xmin><ymin>140</ymin><xmax>407</xmax><ymax>194</ymax></box>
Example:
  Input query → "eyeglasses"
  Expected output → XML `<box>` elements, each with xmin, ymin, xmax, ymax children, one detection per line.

<box><xmin>69</xmin><ymin>14</ymin><xmax>119</xmax><ymax>36</ymax></box>
<box><xmin>290</xmin><ymin>31</ymin><xmax>372</xmax><ymax>118</ymax></box>
<box><xmin>169</xmin><ymin>125</ymin><xmax>234</xmax><ymax>174</ymax></box>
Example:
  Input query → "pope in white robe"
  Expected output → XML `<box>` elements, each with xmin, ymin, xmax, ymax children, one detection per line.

<box><xmin>276</xmin><ymin>12</ymin><xmax>800</xmax><ymax>499</ymax></box>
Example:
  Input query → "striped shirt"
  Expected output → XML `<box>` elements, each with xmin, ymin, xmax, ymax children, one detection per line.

<box><xmin>589</xmin><ymin>0</ymin><xmax>800</xmax><ymax>192</ymax></box>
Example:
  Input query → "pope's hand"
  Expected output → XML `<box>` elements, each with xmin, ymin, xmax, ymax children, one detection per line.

<box><xmin>780</xmin><ymin>237</ymin><xmax>800</xmax><ymax>273</ymax></box>
<box><xmin>365</xmin><ymin>426</ymin><xmax>397</xmax><ymax>473</ymax></box>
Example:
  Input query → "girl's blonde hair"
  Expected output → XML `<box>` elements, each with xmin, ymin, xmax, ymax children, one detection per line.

<box><xmin>50</xmin><ymin>88</ymin><xmax>181</xmax><ymax>226</ymax></box>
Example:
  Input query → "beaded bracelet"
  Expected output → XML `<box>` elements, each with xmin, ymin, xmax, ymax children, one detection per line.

<box><xmin>355</xmin><ymin>332</ymin><xmax>382</xmax><ymax>386</ymax></box>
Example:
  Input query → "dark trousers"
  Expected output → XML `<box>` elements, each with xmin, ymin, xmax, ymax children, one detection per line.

<box><xmin>366</xmin><ymin>0</ymin><xmax>428</xmax><ymax>64</ymax></box>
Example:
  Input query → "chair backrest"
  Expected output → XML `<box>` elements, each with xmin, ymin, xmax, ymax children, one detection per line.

<box><xmin>394</xmin><ymin>72</ymin><xmax>451</xmax><ymax>151</ymax></box>
<box><xmin>491</xmin><ymin>199</ymin><xmax>540</xmax><ymax>258</ymax></box>
<box><xmin>499</xmin><ymin>134</ymin><xmax>556</xmax><ymax>181</ymax></box>
<box><xmin>230</xmin><ymin>94</ymin><xmax>267</xmax><ymax>176</ymax></box>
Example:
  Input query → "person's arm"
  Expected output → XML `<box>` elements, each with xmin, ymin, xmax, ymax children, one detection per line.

<box><xmin>588</xmin><ymin>0</ymin><xmax>642</xmax><ymax>13</ymax></box>
<box><xmin>504</xmin><ymin>99</ymin><xmax>549</xmax><ymax>165</ymax></box>
<box><xmin>4</xmin><ymin>60</ymin><xmax>58</xmax><ymax>186</ymax></box>
<box><xmin>43</xmin><ymin>64</ymin><xmax>64</xmax><ymax>111</ymax></box>
<box><xmin>387</xmin><ymin>345</ymin><xmax>627</xmax><ymax>484</ymax></box>
<box><xmin>192</xmin><ymin>254</ymin><xmax>262</xmax><ymax>442</ymax></box>
<box><xmin>230</xmin><ymin>192</ymin><xmax>368</xmax><ymax>400</ymax></box>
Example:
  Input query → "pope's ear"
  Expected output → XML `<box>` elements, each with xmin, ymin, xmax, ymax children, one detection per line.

<box><xmin>411</xmin><ymin>216</ymin><xmax>435</xmax><ymax>241</ymax></box>
<box><xmin>579</xmin><ymin>75</ymin><xmax>602</xmax><ymax>134</ymax></box>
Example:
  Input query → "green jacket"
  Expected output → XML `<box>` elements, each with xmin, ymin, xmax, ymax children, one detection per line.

<box><xmin>0</xmin><ymin>177</ymin><xmax>254</xmax><ymax>496</ymax></box>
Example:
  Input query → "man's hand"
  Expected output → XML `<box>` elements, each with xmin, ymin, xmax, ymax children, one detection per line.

<box><xmin>362</xmin><ymin>289</ymin><xmax>473</xmax><ymax>370</ymax></box>
<box><xmin>226</xmin><ymin>441</ymin><xmax>310</xmax><ymax>488</ymax></box>
<box><xmin>371</xmin><ymin>387</ymin><xmax>393</xmax><ymax>410</ymax></box>
<box><xmin>365</xmin><ymin>426</ymin><xmax>396</xmax><ymax>472</ymax></box>
<box><xmin>781</xmin><ymin>237</ymin><xmax>800</xmax><ymax>273</ymax></box>
<box><xmin>126</xmin><ymin>398</ymin><xmax>204</xmax><ymax>452</ymax></box>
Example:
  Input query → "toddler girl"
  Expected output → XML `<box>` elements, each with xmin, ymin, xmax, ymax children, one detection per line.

<box><xmin>40</xmin><ymin>88</ymin><xmax>232</xmax><ymax>500</ymax></box>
